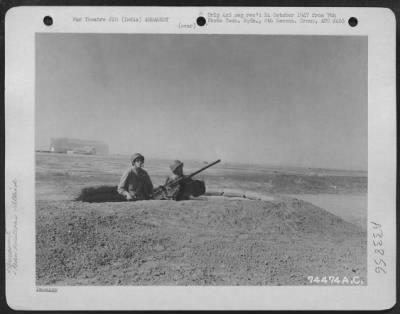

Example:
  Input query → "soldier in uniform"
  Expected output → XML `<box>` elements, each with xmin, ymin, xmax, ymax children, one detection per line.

<box><xmin>117</xmin><ymin>153</ymin><xmax>154</xmax><ymax>201</ymax></box>
<box><xmin>164</xmin><ymin>160</ymin><xmax>205</xmax><ymax>201</ymax></box>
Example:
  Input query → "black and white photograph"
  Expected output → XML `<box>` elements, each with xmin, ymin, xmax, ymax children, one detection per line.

<box><xmin>35</xmin><ymin>32</ymin><xmax>368</xmax><ymax>286</ymax></box>
<box><xmin>5</xmin><ymin>6</ymin><xmax>396</xmax><ymax>310</ymax></box>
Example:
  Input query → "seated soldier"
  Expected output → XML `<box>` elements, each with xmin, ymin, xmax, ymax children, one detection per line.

<box><xmin>165</xmin><ymin>160</ymin><xmax>206</xmax><ymax>201</ymax></box>
<box><xmin>117</xmin><ymin>153</ymin><xmax>153</xmax><ymax>201</ymax></box>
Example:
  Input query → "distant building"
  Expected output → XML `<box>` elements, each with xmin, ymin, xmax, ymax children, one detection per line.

<box><xmin>49</xmin><ymin>138</ymin><xmax>109</xmax><ymax>155</ymax></box>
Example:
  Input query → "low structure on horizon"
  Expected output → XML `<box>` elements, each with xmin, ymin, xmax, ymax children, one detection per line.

<box><xmin>49</xmin><ymin>138</ymin><xmax>109</xmax><ymax>155</ymax></box>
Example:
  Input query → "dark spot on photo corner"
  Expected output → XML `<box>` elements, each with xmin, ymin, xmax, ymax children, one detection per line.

<box><xmin>43</xmin><ymin>16</ymin><xmax>53</xmax><ymax>26</ymax></box>
<box><xmin>197</xmin><ymin>16</ymin><xmax>206</xmax><ymax>26</ymax></box>
<box><xmin>348</xmin><ymin>17</ymin><xmax>358</xmax><ymax>27</ymax></box>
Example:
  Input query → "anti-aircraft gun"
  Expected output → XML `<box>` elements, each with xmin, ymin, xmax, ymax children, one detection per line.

<box><xmin>153</xmin><ymin>159</ymin><xmax>221</xmax><ymax>200</ymax></box>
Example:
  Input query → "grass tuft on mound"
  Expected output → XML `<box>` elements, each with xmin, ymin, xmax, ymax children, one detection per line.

<box><xmin>76</xmin><ymin>185</ymin><xmax>126</xmax><ymax>203</ymax></box>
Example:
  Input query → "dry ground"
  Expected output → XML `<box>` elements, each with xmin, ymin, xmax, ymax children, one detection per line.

<box><xmin>37</xmin><ymin>197</ymin><xmax>366</xmax><ymax>285</ymax></box>
<box><xmin>36</xmin><ymin>153</ymin><xmax>367</xmax><ymax>285</ymax></box>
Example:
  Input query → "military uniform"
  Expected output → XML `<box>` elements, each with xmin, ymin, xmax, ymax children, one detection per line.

<box><xmin>117</xmin><ymin>153</ymin><xmax>153</xmax><ymax>200</ymax></box>
<box><xmin>118</xmin><ymin>167</ymin><xmax>153</xmax><ymax>200</ymax></box>
<box><xmin>164</xmin><ymin>160</ymin><xmax>206</xmax><ymax>201</ymax></box>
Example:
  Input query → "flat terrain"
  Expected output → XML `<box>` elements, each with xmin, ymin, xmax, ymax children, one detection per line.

<box><xmin>36</xmin><ymin>152</ymin><xmax>367</xmax><ymax>285</ymax></box>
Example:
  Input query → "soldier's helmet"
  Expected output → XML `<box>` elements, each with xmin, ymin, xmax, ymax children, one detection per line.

<box><xmin>170</xmin><ymin>160</ymin><xmax>184</xmax><ymax>172</ymax></box>
<box><xmin>131</xmin><ymin>153</ymin><xmax>145</xmax><ymax>164</ymax></box>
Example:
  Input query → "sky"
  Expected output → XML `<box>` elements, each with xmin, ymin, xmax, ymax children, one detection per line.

<box><xmin>36</xmin><ymin>34</ymin><xmax>367</xmax><ymax>170</ymax></box>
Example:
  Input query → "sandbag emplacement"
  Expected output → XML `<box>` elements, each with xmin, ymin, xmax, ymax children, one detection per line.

<box><xmin>244</xmin><ymin>191</ymin><xmax>262</xmax><ymax>200</ymax></box>
<box><xmin>76</xmin><ymin>185</ymin><xmax>126</xmax><ymax>203</ymax></box>
<box><xmin>204</xmin><ymin>188</ymin><xmax>224</xmax><ymax>196</ymax></box>
<box><xmin>222</xmin><ymin>189</ymin><xmax>245</xmax><ymax>198</ymax></box>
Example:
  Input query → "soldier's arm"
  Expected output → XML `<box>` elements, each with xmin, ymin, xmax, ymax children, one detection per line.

<box><xmin>117</xmin><ymin>169</ymin><xmax>131</xmax><ymax>196</ymax></box>
<box><xmin>146</xmin><ymin>172</ymin><xmax>154</xmax><ymax>190</ymax></box>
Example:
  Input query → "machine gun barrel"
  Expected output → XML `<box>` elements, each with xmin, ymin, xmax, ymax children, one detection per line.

<box><xmin>186</xmin><ymin>159</ymin><xmax>221</xmax><ymax>179</ymax></box>
<box><xmin>152</xmin><ymin>159</ymin><xmax>221</xmax><ymax>200</ymax></box>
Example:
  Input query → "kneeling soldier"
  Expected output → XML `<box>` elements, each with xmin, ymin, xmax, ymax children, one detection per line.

<box><xmin>117</xmin><ymin>153</ymin><xmax>154</xmax><ymax>201</ymax></box>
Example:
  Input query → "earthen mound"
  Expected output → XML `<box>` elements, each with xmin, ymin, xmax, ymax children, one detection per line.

<box><xmin>36</xmin><ymin>198</ymin><xmax>366</xmax><ymax>285</ymax></box>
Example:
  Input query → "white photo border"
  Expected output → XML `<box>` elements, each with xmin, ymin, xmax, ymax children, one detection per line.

<box><xmin>5</xmin><ymin>6</ymin><xmax>396</xmax><ymax>310</ymax></box>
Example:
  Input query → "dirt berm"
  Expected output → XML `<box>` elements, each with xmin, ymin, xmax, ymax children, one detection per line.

<box><xmin>36</xmin><ymin>197</ymin><xmax>366</xmax><ymax>285</ymax></box>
